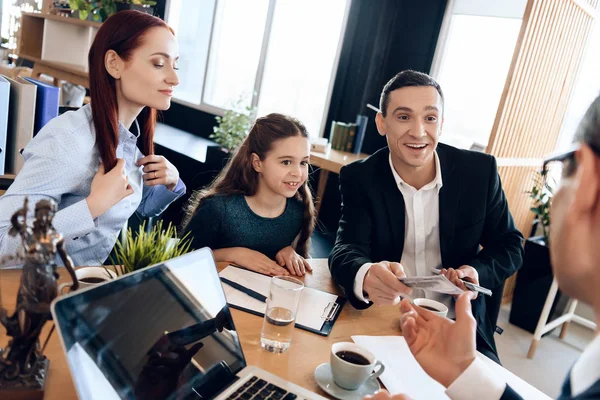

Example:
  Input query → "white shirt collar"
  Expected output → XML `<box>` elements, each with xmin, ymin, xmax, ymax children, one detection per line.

<box><xmin>388</xmin><ymin>151</ymin><xmax>443</xmax><ymax>193</ymax></box>
<box><xmin>571</xmin><ymin>333</ymin><xmax>600</xmax><ymax>396</ymax></box>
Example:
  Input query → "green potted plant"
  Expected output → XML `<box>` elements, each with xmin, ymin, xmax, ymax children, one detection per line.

<box><xmin>210</xmin><ymin>96</ymin><xmax>257</xmax><ymax>152</ymax></box>
<box><xmin>111</xmin><ymin>220</ymin><xmax>194</xmax><ymax>275</ymax></box>
<box><xmin>68</xmin><ymin>0</ymin><xmax>156</xmax><ymax>22</ymax></box>
<box><xmin>509</xmin><ymin>168</ymin><xmax>566</xmax><ymax>333</ymax></box>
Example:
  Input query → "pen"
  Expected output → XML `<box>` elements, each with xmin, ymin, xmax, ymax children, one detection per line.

<box><xmin>220</xmin><ymin>277</ymin><xmax>267</xmax><ymax>302</ymax></box>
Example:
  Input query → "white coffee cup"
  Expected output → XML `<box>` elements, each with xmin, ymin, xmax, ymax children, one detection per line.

<box><xmin>59</xmin><ymin>267</ymin><xmax>116</xmax><ymax>294</ymax></box>
<box><xmin>330</xmin><ymin>342</ymin><xmax>385</xmax><ymax>390</ymax></box>
<box><xmin>413</xmin><ymin>298</ymin><xmax>448</xmax><ymax>318</ymax></box>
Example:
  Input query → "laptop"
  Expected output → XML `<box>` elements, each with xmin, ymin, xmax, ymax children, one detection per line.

<box><xmin>51</xmin><ymin>247</ymin><xmax>326</xmax><ymax>400</ymax></box>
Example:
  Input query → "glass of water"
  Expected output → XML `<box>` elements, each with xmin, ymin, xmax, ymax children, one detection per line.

<box><xmin>260</xmin><ymin>276</ymin><xmax>304</xmax><ymax>353</ymax></box>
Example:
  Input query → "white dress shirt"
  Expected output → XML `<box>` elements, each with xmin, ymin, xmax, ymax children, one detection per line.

<box><xmin>446</xmin><ymin>333</ymin><xmax>600</xmax><ymax>399</ymax></box>
<box><xmin>353</xmin><ymin>153</ymin><xmax>452</xmax><ymax>315</ymax></box>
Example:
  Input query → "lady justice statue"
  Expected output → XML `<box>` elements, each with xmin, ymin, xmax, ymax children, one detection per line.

<box><xmin>0</xmin><ymin>198</ymin><xmax>79</xmax><ymax>398</ymax></box>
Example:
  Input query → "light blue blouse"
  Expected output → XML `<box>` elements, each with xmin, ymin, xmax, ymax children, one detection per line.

<box><xmin>0</xmin><ymin>104</ymin><xmax>186</xmax><ymax>266</ymax></box>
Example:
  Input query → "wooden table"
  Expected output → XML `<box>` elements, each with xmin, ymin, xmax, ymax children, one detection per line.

<box><xmin>310</xmin><ymin>150</ymin><xmax>368</xmax><ymax>214</ymax></box>
<box><xmin>0</xmin><ymin>259</ymin><xmax>402</xmax><ymax>399</ymax></box>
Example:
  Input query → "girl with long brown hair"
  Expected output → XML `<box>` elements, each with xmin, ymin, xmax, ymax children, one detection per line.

<box><xmin>183</xmin><ymin>114</ymin><xmax>316</xmax><ymax>276</ymax></box>
<box><xmin>0</xmin><ymin>11</ymin><xmax>185</xmax><ymax>266</ymax></box>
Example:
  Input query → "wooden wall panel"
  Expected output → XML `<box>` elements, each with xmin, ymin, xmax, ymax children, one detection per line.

<box><xmin>485</xmin><ymin>0</ymin><xmax>597</xmax><ymax>302</ymax></box>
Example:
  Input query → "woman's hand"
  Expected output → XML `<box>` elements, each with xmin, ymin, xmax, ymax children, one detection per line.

<box><xmin>86</xmin><ymin>159</ymin><xmax>133</xmax><ymax>218</ymax></box>
<box><xmin>137</xmin><ymin>155</ymin><xmax>180</xmax><ymax>191</ymax></box>
<box><xmin>275</xmin><ymin>246</ymin><xmax>312</xmax><ymax>276</ymax></box>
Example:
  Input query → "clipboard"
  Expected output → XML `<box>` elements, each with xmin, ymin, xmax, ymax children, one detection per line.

<box><xmin>219</xmin><ymin>266</ymin><xmax>346</xmax><ymax>336</ymax></box>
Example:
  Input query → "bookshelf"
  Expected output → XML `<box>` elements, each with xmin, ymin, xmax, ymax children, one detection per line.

<box><xmin>18</xmin><ymin>12</ymin><xmax>100</xmax><ymax>88</ymax></box>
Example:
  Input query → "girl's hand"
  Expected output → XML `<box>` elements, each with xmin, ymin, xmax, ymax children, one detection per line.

<box><xmin>137</xmin><ymin>155</ymin><xmax>180</xmax><ymax>191</ymax></box>
<box><xmin>235</xmin><ymin>248</ymin><xmax>289</xmax><ymax>276</ymax></box>
<box><xmin>275</xmin><ymin>246</ymin><xmax>312</xmax><ymax>276</ymax></box>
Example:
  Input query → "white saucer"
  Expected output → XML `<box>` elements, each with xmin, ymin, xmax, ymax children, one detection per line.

<box><xmin>314</xmin><ymin>363</ymin><xmax>381</xmax><ymax>400</ymax></box>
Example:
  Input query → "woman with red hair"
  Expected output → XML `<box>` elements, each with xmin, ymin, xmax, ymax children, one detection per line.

<box><xmin>0</xmin><ymin>11</ymin><xmax>185</xmax><ymax>266</ymax></box>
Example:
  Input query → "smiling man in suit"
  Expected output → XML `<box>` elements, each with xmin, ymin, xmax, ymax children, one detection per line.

<box><xmin>369</xmin><ymin>93</ymin><xmax>600</xmax><ymax>400</ymax></box>
<box><xmin>328</xmin><ymin>70</ymin><xmax>524</xmax><ymax>362</ymax></box>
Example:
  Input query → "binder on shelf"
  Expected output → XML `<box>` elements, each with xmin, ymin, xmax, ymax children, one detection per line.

<box><xmin>353</xmin><ymin>114</ymin><xmax>368</xmax><ymax>154</ymax></box>
<box><xmin>3</xmin><ymin>75</ymin><xmax>36</xmax><ymax>174</ymax></box>
<box><xmin>23</xmin><ymin>77</ymin><xmax>59</xmax><ymax>136</ymax></box>
<box><xmin>0</xmin><ymin>76</ymin><xmax>10</xmax><ymax>175</ymax></box>
<box><xmin>219</xmin><ymin>265</ymin><xmax>346</xmax><ymax>336</ymax></box>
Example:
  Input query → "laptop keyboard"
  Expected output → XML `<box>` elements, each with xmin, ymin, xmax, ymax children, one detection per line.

<box><xmin>226</xmin><ymin>376</ymin><xmax>298</xmax><ymax>400</ymax></box>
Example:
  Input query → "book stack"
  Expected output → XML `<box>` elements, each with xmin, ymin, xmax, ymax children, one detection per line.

<box><xmin>329</xmin><ymin>115</ymin><xmax>368</xmax><ymax>154</ymax></box>
<box><xmin>0</xmin><ymin>76</ymin><xmax>60</xmax><ymax>175</ymax></box>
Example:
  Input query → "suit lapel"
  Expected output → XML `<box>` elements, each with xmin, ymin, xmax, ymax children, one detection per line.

<box><xmin>437</xmin><ymin>145</ymin><xmax>461</xmax><ymax>264</ymax></box>
<box><xmin>376</xmin><ymin>149</ymin><xmax>406</xmax><ymax>262</ymax></box>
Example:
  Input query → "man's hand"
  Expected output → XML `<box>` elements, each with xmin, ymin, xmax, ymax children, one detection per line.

<box><xmin>363</xmin><ymin>261</ymin><xmax>412</xmax><ymax>305</ymax></box>
<box><xmin>364</xmin><ymin>390</ymin><xmax>412</xmax><ymax>400</ymax></box>
<box><xmin>400</xmin><ymin>292</ymin><xmax>477</xmax><ymax>388</ymax></box>
<box><xmin>441</xmin><ymin>265</ymin><xmax>479</xmax><ymax>299</ymax></box>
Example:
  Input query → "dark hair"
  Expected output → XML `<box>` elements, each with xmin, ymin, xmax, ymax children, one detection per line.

<box><xmin>574</xmin><ymin>94</ymin><xmax>600</xmax><ymax>152</ymax></box>
<box><xmin>379</xmin><ymin>70</ymin><xmax>444</xmax><ymax>117</ymax></box>
<box><xmin>88</xmin><ymin>10</ymin><xmax>174</xmax><ymax>170</ymax></box>
<box><xmin>183</xmin><ymin>114</ymin><xmax>316</xmax><ymax>257</ymax></box>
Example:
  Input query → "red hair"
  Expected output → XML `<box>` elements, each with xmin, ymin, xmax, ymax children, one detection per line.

<box><xmin>88</xmin><ymin>10</ymin><xmax>174</xmax><ymax>170</ymax></box>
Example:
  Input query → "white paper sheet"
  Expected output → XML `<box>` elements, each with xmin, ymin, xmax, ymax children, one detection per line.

<box><xmin>351</xmin><ymin>336</ymin><xmax>550</xmax><ymax>400</ymax></box>
<box><xmin>219</xmin><ymin>266</ymin><xmax>339</xmax><ymax>332</ymax></box>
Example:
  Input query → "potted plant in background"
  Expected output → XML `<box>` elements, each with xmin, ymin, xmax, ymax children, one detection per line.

<box><xmin>509</xmin><ymin>168</ymin><xmax>568</xmax><ymax>333</ymax></box>
<box><xmin>111</xmin><ymin>220</ymin><xmax>194</xmax><ymax>275</ymax></box>
<box><xmin>210</xmin><ymin>96</ymin><xmax>257</xmax><ymax>152</ymax></box>
<box><xmin>68</xmin><ymin>0</ymin><xmax>156</xmax><ymax>22</ymax></box>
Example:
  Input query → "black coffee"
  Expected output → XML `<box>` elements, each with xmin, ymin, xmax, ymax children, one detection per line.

<box><xmin>420</xmin><ymin>305</ymin><xmax>440</xmax><ymax>312</ymax></box>
<box><xmin>336</xmin><ymin>351</ymin><xmax>370</xmax><ymax>366</ymax></box>
<box><xmin>80</xmin><ymin>277</ymin><xmax>105</xmax><ymax>284</ymax></box>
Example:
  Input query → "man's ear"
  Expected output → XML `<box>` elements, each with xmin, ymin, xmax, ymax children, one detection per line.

<box><xmin>105</xmin><ymin>50</ymin><xmax>124</xmax><ymax>79</ymax></box>
<box><xmin>375</xmin><ymin>112</ymin><xmax>386</xmax><ymax>137</ymax></box>
<box><xmin>571</xmin><ymin>145</ymin><xmax>600</xmax><ymax>217</ymax></box>
<box><xmin>251</xmin><ymin>153</ymin><xmax>262</xmax><ymax>173</ymax></box>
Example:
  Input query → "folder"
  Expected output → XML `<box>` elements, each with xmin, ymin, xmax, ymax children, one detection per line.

<box><xmin>3</xmin><ymin>75</ymin><xmax>36</xmax><ymax>174</ymax></box>
<box><xmin>219</xmin><ymin>266</ymin><xmax>346</xmax><ymax>336</ymax></box>
<box><xmin>0</xmin><ymin>76</ymin><xmax>10</xmax><ymax>175</ymax></box>
<box><xmin>23</xmin><ymin>77</ymin><xmax>59</xmax><ymax>136</ymax></box>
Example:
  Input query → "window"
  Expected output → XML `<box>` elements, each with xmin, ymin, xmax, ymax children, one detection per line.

<box><xmin>166</xmin><ymin>0</ymin><xmax>350</xmax><ymax>137</ymax></box>
<box><xmin>2</xmin><ymin>0</ymin><xmax>43</xmax><ymax>58</ymax></box>
<box><xmin>431</xmin><ymin>0</ymin><xmax>527</xmax><ymax>150</ymax></box>
<box><xmin>556</xmin><ymin>20</ymin><xmax>600</xmax><ymax>152</ymax></box>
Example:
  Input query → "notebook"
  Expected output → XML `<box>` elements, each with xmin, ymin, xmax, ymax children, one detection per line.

<box><xmin>219</xmin><ymin>265</ymin><xmax>345</xmax><ymax>336</ymax></box>
<box><xmin>3</xmin><ymin>75</ymin><xmax>36</xmax><ymax>174</ymax></box>
<box><xmin>23</xmin><ymin>77</ymin><xmax>59</xmax><ymax>136</ymax></box>
<box><xmin>52</xmin><ymin>247</ymin><xmax>327</xmax><ymax>400</ymax></box>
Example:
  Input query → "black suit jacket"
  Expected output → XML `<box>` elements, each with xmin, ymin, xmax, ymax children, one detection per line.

<box><xmin>328</xmin><ymin>144</ymin><xmax>524</xmax><ymax>352</ymax></box>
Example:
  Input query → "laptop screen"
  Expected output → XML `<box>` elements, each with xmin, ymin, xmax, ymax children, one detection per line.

<box><xmin>52</xmin><ymin>248</ymin><xmax>247</xmax><ymax>400</ymax></box>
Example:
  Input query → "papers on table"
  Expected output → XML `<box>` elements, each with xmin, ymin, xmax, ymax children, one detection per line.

<box><xmin>351</xmin><ymin>336</ymin><xmax>550</xmax><ymax>400</ymax></box>
<box><xmin>400</xmin><ymin>275</ymin><xmax>464</xmax><ymax>296</ymax></box>
<box><xmin>219</xmin><ymin>266</ymin><xmax>342</xmax><ymax>333</ymax></box>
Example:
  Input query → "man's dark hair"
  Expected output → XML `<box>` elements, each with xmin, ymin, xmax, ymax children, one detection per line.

<box><xmin>379</xmin><ymin>70</ymin><xmax>444</xmax><ymax>117</ymax></box>
<box><xmin>575</xmin><ymin>93</ymin><xmax>600</xmax><ymax>152</ymax></box>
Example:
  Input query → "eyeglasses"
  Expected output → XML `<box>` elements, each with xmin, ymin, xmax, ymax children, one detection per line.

<box><xmin>542</xmin><ymin>142</ymin><xmax>600</xmax><ymax>179</ymax></box>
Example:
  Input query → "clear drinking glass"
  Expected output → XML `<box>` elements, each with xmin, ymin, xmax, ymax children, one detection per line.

<box><xmin>260</xmin><ymin>276</ymin><xmax>304</xmax><ymax>353</ymax></box>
